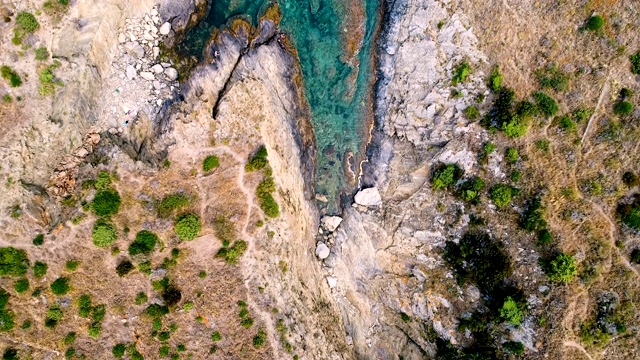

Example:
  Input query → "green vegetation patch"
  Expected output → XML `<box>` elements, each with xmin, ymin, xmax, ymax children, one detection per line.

<box><xmin>431</xmin><ymin>163</ymin><xmax>463</xmax><ymax>191</ymax></box>
<box><xmin>541</xmin><ymin>252</ymin><xmax>577</xmax><ymax>283</ymax></box>
<box><xmin>585</xmin><ymin>15</ymin><xmax>604</xmax><ymax>31</ymax></box>
<box><xmin>92</xmin><ymin>219</ymin><xmax>117</xmax><ymax>247</ymax></box>
<box><xmin>502</xmin><ymin>341</ymin><xmax>524</xmax><ymax>355</ymax></box>
<box><xmin>50</xmin><ymin>277</ymin><xmax>70</xmax><ymax>295</ymax></box>
<box><xmin>253</xmin><ymin>328</ymin><xmax>267</xmax><ymax>347</ymax></box>
<box><xmin>216</xmin><ymin>240</ymin><xmax>248</xmax><ymax>265</ymax></box>
<box><xmin>32</xmin><ymin>234</ymin><xmax>44</xmax><ymax>246</ymax></box>
<box><xmin>257</xmin><ymin>177</ymin><xmax>280</xmax><ymax>218</ymax></box>
<box><xmin>92</xmin><ymin>188</ymin><xmax>121</xmax><ymax>216</ymax></box>
<box><xmin>116</xmin><ymin>260</ymin><xmax>134</xmax><ymax>277</ymax></box>
<box><xmin>203</xmin><ymin>155</ymin><xmax>220</xmax><ymax>172</ymax></box>
<box><xmin>0</xmin><ymin>288</ymin><xmax>15</xmax><ymax>332</ymax></box>
<box><xmin>13</xmin><ymin>278</ymin><xmax>29</xmax><ymax>293</ymax></box>
<box><xmin>451</xmin><ymin>61</ymin><xmax>471</xmax><ymax>86</ymax></box>
<box><xmin>245</xmin><ymin>146</ymin><xmax>268</xmax><ymax>172</ymax></box>
<box><xmin>505</xmin><ymin>148</ymin><xmax>518</xmax><ymax>163</ymax></box>
<box><xmin>157</xmin><ymin>193</ymin><xmax>190</xmax><ymax>218</ymax></box>
<box><xmin>129</xmin><ymin>230</ymin><xmax>158</xmax><ymax>255</ymax></box>
<box><xmin>33</xmin><ymin>261</ymin><xmax>47</xmax><ymax>278</ymax></box>
<box><xmin>488</xmin><ymin>66</ymin><xmax>502</xmax><ymax>92</ymax></box>
<box><xmin>0</xmin><ymin>247</ymin><xmax>29</xmax><ymax>277</ymax></box>
<box><xmin>489</xmin><ymin>184</ymin><xmax>517</xmax><ymax>208</ymax></box>
<box><xmin>457</xmin><ymin>177</ymin><xmax>484</xmax><ymax>205</ymax></box>
<box><xmin>1</xmin><ymin>66</ymin><xmax>22</xmax><ymax>87</ymax></box>
<box><xmin>444</xmin><ymin>232</ymin><xmax>513</xmax><ymax>293</ymax></box>
<box><xmin>533</xmin><ymin>91</ymin><xmax>559</xmax><ymax>117</ymax></box>
<box><xmin>614</xmin><ymin>101</ymin><xmax>634</xmax><ymax>116</ymax></box>
<box><xmin>500</xmin><ymin>297</ymin><xmax>523</xmax><ymax>325</ymax></box>
<box><xmin>463</xmin><ymin>106</ymin><xmax>480</xmax><ymax>120</ymax></box>
<box><xmin>520</xmin><ymin>197</ymin><xmax>548</xmax><ymax>231</ymax></box>
<box><xmin>35</xmin><ymin>46</ymin><xmax>49</xmax><ymax>61</ymax></box>
<box><xmin>630</xmin><ymin>50</ymin><xmax>640</xmax><ymax>75</ymax></box>
<box><xmin>45</xmin><ymin>304</ymin><xmax>63</xmax><ymax>328</ymax></box>
<box><xmin>536</xmin><ymin>64</ymin><xmax>570</xmax><ymax>92</ymax></box>
<box><xmin>174</xmin><ymin>213</ymin><xmax>202</xmax><ymax>240</ymax></box>
<box><xmin>38</xmin><ymin>61</ymin><xmax>64</xmax><ymax>96</ymax></box>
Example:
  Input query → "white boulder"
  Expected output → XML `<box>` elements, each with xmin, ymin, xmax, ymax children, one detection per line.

<box><xmin>159</xmin><ymin>22</ymin><xmax>172</xmax><ymax>35</ymax></box>
<box><xmin>140</xmin><ymin>72</ymin><xmax>155</xmax><ymax>81</ymax></box>
<box><xmin>164</xmin><ymin>67</ymin><xmax>178</xmax><ymax>81</ymax></box>
<box><xmin>354</xmin><ymin>187</ymin><xmax>382</xmax><ymax>206</ymax></box>
<box><xmin>322</xmin><ymin>216</ymin><xmax>343</xmax><ymax>232</ymax></box>
<box><xmin>315</xmin><ymin>243</ymin><xmax>330</xmax><ymax>260</ymax></box>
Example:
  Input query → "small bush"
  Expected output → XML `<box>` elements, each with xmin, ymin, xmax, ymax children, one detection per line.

<box><xmin>579</xmin><ymin>319</ymin><xmax>611</xmax><ymax>347</ymax></box>
<box><xmin>0</xmin><ymin>247</ymin><xmax>30</xmax><ymax>277</ymax></box>
<box><xmin>2</xmin><ymin>349</ymin><xmax>18</xmax><ymax>359</ymax></box>
<box><xmin>614</xmin><ymin>101</ymin><xmax>634</xmax><ymax>115</ymax></box>
<box><xmin>631</xmin><ymin>50</ymin><xmax>640</xmax><ymax>75</ymax></box>
<box><xmin>157</xmin><ymin>193</ymin><xmax>190</xmax><ymax>218</ymax></box>
<box><xmin>92</xmin><ymin>219</ymin><xmax>117</xmax><ymax>247</ymax></box>
<box><xmin>92</xmin><ymin>188</ymin><xmax>121</xmax><ymax>216</ymax></box>
<box><xmin>630</xmin><ymin>249</ymin><xmax>640</xmax><ymax>264</ymax></box>
<box><xmin>510</xmin><ymin>170</ymin><xmax>521</xmax><ymax>182</ymax></box>
<box><xmin>35</xmin><ymin>47</ymin><xmax>49</xmax><ymax>61</ymax></box>
<box><xmin>536</xmin><ymin>64</ymin><xmax>570</xmax><ymax>92</ymax></box>
<box><xmin>538</xmin><ymin>229</ymin><xmax>553</xmax><ymax>246</ymax></box>
<box><xmin>16</xmin><ymin>12</ymin><xmax>39</xmax><ymax>33</ymax></box>
<box><xmin>0</xmin><ymin>66</ymin><xmax>22</xmax><ymax>88</ymax></box>
<box><xmin>65</xmin><ymin>260</ymin><xmax>80</xmax><ymax>271</ymax></box>
<box><xmin>211</xmin><ymin>331</ymin><xmax>222</xmax><ymax>341</ymax></box>
<box><xmin>174</xmin><ymin>213</ymin><xmax>202</xmax><ymax>240</ymax></box>
<box><xmin>488</xmin><ymin>66</ymin><xmax>502</xmax><ymax>92</ymax></box>
<box><xmin>241</xmin><ymin>317</ymin><xmax>254</xmax><ymax>328</ymax></box>
<box><xmin>13</xmin><ymin>278</ymin><xmax>28</xmax><ymax>294</ymax></box>
<box><xmin>50</xmin><ymin>277</ymin><xmax>70</xmax><ymax>295</ymax></box>
<box><xmin>503</xmin><ymin>341</ymin><xmax>524</xmax><ymax>355</ymax></box>
<box><xmin>533</xmin><ymin>91</ymin><xmax>559</xmax><ymax>117</ymax></box>
<box><xmin>500</xmin><ymin>297</ymin><xmax>523</xmax><ymax>325</ymax></box>
<box><xmin>129</xmin><ymin>230</ymin><xmax>158</xmax><ymax>255</ymax></box>
<box><xmin>620</xmin><ymin>88</ymin><xmax>633</xmax><ymax>100</ymax></box>
<box><xmin>245</xmin><ymin>146</ymin><xmax>268</xmax><ymax>172</ymax></box>
<box><xmin>452</xmin><ymin>61</ymin><xmax>471</xmax><ymax>85</ymax></box>
<box><xmin>38</xmin><ymin>61</ymin><xmax>63</xmax><ymax>96</ymax></box>
<box><xmin>216</xmin><ymin>240</ymin><xmax>248</xmax><ymax>264</ymax></box>
<box><xmin>585</xmin><ymin>15</ymin><xmax>604</xmax><ymax>31</ymax></box>
<box><xmin>520</xmin><ymin>197</ymin><xmax>548</xmax><ymax>231</ymax></box>
<box><xmin>45</xmin><ymin>305</ymin><xmax>63</xmax><ymax>328</ymax></box>
<box><xmin>116</xmin><ymin>260</ymin><xmax>134</xmax><ymax>276</ymax></box>
<box><xmin>535</xmin><ymin>139</ymin><xmax>550</xmax><ymax>153</ymax></box>
<box><xmin>112</xmin><ymin>344</ymin><xmax>126</xmax><ymax>358</ymax></box>
<box><xmin>464</xmin><ymin>106</ymin><xmax>480</xmax><ymax>120</ymax></box>
<box><xmin>458</xmin><ymin>177</ymin><xmax>484</xmax><ymax>204</ymax></box>
<box><xmin>502</xmin><ymin>116</ymin><xmax>528</xmax><ymax>138</ymax></box>
<box><xmin>573</xmin><ymin>107</ymin><xmax>591</xmax><ymax>123</ymax></box>
<box><xmin>505</xmin><ymin>148</ymin><xmax>518</xmax><ymax>163</ymax></box>
<box><xmin>32</xmin><ymin>234</ymin><xmax>44</xmax><ymax>246</ymax></box>
<box><xmin>33</xmin><ymin>261</ymin><xmax>47</xmax><ymax>278</ymax></box>
<box><xmin>64</xmin><ymin>332</ymin><xmax>76</xmax><ymax>345</ymax></box>
<box><xmin>253</xmin><ymin>328</ymin><xmax>267</xmax><ymax>347</ymax></box>
<box><xmin>135</xmin><ymin>292</ymin><xmax>148</xmax><ymax>305</ymax></box>
<box><xmin>203</xmin><ymin>155</ymin><xmax>220</xmax><ymax>172</ymax></box>
<box><xmin>432</xmin><ymin>163</ymin><xmax>463</xmax><ymax>190</ymax></box>
<box><xmin>259</xmin><ymin>193</ymin><xmax>280</xmax><ymax>218</ymax></box>
<box><xmin>78</xmin><ymin>294</ymin><xmax>92</xmax><ymax>317</ymax></box>
<box><xmin>558</xmin><ymin>115</ymin><xmax>576</xmax><ymax>131</ymax></box>
<box><xmin>145</xmin><ymin>304</ymin><xmax>169</xmax><ymax>318</ymax></box>
<box><xmin>489</xmin><ymin>184</ymin><xmax>516</xmax><ymax>208</ymax></box>
<box><xmin>543</xmin><ymin>252</ymin><xmax>577</xmax><ymax>283</ymax></box>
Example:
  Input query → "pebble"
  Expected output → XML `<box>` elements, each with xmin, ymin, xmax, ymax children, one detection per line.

<box><xmin>153</xmin><ymin>80</ymin><xmax>162</xmax><ymax>90</ymax></box>
<box><xmin>125</xmin><ymin>65</ymin><xmax>136</xmax><ymax>80</ymax></box>
<box><xmin>153</xmin><ymin>47</ymin><xmax>160</xmax><ymax>58</ymax></box>
<box><xmin>118</xmin><ymin>33</ymin><xmax>126</xmax><ymax>43</ymax></box>
<box><xmin>140</xmin><ymin>72</ymin><xmax>155</xmax><ymax>81</ymax></box>
<box><xmin>165</xmin><ymin>67</ymin><xmax>178</xmax><ymax>81</ymax></box>
<box><xmin>326</xmin><ymin>276</ymin><xmax>337</xmax><ymax>288</ymax></box>
<box><xmin>315</xmin><ymin>243</ymin><xmax>330</xmax><ymax>260</ymax></box>
<box><xmin>159</xmin><ymin>22</ymin><xmax>171</xmax><ymax>35</ymax></box>
<box><xmin>152</xmin><ymin>64</ymin><xmax>164</xmax><ymax>74</ymax></box>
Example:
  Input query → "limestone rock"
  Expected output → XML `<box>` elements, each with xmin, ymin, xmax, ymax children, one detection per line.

<box><xmin>322</xmin><ymin>216</ymin><xmax>343</xmax><ymax>232</ymax></box>
<box><xmin>125</xmin><ymin>65</ymin><xmax>136</xmax><ymax>80</ymax></box>
<box><xmin>159</xmin><ymin>22</ymin><xmax>171</xmax><ymax>35</ymax></box>
<box><xmin>140</xmin><ymin>71</ymin><xmax>154</xmax><ymax>81</ymax></box>
<box><xmin>354</xmin><ymin>187</ymin><xmax>382</xmax><ymax>206</ymax></box>
<box><xmin>124</xmin><ymin>41</ymin><xmax>145</xmax><ymax>58</ymax></box>
<box><xmin>151</xmin><ymin>64</ymin><xmax>164</xmax><ymax>74</ymax></box>
<box><xmin>315</xmin><ymin>243</ymin><xmax>330</xmax><ymax>260</ymax></box>
<box><xmin>326</xmin><ymin>276</ymin><xmax>337</xmax><ymax>288</ymax></box>
<box><xmin>165</xmin><ymin>67</ymin><xmax>178</xmax><ymax>81</ymax></box>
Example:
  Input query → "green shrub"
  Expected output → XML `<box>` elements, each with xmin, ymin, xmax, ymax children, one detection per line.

<box><xmin>536</xmin><ymin>64</ymin><xmax>570</xmax><ymax>92</ymax></box>
<box><xmin>558</xmin><ymin>115</ymin><xmax>576</xmax><ymax>131</ymax></box>
<box><xmin>174</xmin><ymin>213</ymin><xmax>202</xmax><ymax>240</ymax></box>
<box><xmin>631</xmin><ymin>50</ymin><xmax>640</xmax><ymax>75</ymax></box>
<box><xmin>116</xmin><ymin>260</ymin><xmax>134</xmax><ymax>276</ymax></box>
<box><xmin>432</xmin><ymin>163</ymin><xmax>463</xmax><ymax>190</ymax></box>
<box><xmin>2</xmin><ymin>348</ymin><xmax>18</xmax><ymax>359</ymax></box>
<box><xmin>520</xmin><ymin>197</ymin><xmax>548</xmax><ymax>231</ymax></box>
<box><xmin>631</xmin><ymin>249</ymin><xmax>640</xmax><ymax>264</ymax></box>
<box><xmin>45</xmin><ymin>305</ymin><xmax>63</xmax><ymax>328</ymax></box>
<box><xmin>0</xmin><ymin>307</ymin><xmax>15</xmax><ymax>332</ymax></box>
<box><xmin>65</xmin><ymin>260</ymin><xmax>79</xmax><ymax>271</ymax></box>
<box><xmin>129</xmin><ymin>230</ymin><xmax>158</xmax><ymax>255</ymax></box>
<box><xmin>464</xmin><ymin>106</ymin><xmax>480</xmax><ymax>120</ymax></box>
<box><xmin>38</xmin><ymin>62</ymin><xmax>63</xmax><ymax>96</ymax></box>
<box><xmin>203</xmin><ymin>155</ymin><xmax>220</xmax><ymax>172</ymax></box>
<box><xmin>92</xmin><ymin>188</ymin><xmax>121</xmax><ymax>216</ymax></box>
<box><xmin>505</xmin><ymin>148</ymin><xmax>518</xmax><ymax>163</ymax></box>
<box><xmin>35</xmin><ymin>47</ymin><xmax>49</xmax><ymax>61</ymax></box>
<box><xmin>0</xmin><ymin>288</ymin><xmax>9</xmax><ymax>310</ymax></box>
<box><xmin>538</xmin><ymin>229</ymin><xmax>553</xmax><ymax>246</ymax></box>
<box><xmin>13</xmin><ymin>278</ymin><xmax>28</xmax><ymax>293</ymax></box>
<box><xmin>33</xmin><ymin>261</ymin><xmax>47</xmax><ymax>278</ymax></box>
<box><xmin>88</xmin><ymin>322</ymin><xmax>102</xmax><ymax>339</ymax></box>
<box><xmin>0</xmin><ymin>247</ymin><xmax>29</xmax><ymax>277</ymax></box>
<box><xmin>78</xmin><ymin>294</ymin><xmax>92</xmax><ymax>317</ymax></box>
<box><xmin>157</xmin><ymin>193</ymin><xmax>190</xmax><ymax>218</ymax></box>
<box><xmin>94</xmin><ymin>171</ymin><xmax>111</xmax><ymax>190</ymax></box>
<box><xmin>620</xmin><ymin>88</ymin><xmax>633</xmax><ymax>99</ymax></box>
<box><xmin>543</xmin><ymin>252</ymin><xmax>577</xmax><ymax>283</ymax></box>
<box><xmin>241</xmin><ymin>317</ymin><xmax>254</xmax><ymax>328</ymax></box>
<box><xmin>0</xmin><ymin>66</ymin><xmax>22</xmax><ymax>87</ymax></box>
<box><xmin>579</xmin><ymin>319</ymin><xmax>611</xmax><ymax>347</ymax></box>
<box><xmin>64</xmin><ymin>331</ymin><xmax>76</xmax><ymax>345</ymax></box>
<box><xmin>50</xmin><ymin>277</ymin><xmax>70</xmax><ymax>295</ymax></box>
<box><xmin>159</xmin><ymin>345</ymin><xmax>170</xmax><ymax>357</ymax></box>
<box><xmin>92</xmin><ymin>219</ymin><xmax>117</xmax><ymax>248</ymax></box>
<box><xmin>452</xmin><ymin>61</ymin><xmax>471</xmax><ymax>85</ymax></box>
<box><xmin>211</xmin><ymin>331</ymin><xmax>222</xmax><ymax>341</ymax></box>
<box><xmin>585</xmin><ymin>15</ymin><xmax>604</xmax><ymax>31</ymax></box>
<box><xmin>502</xmin><ymin>341</ymin><xmax>524</xmax><ymax>355</ymax></box>
<box><xmin>502</xmin><ymin>116</ymin><xmax>528</xmax><ymax>138</ymax></box>
<box><xmin>112</xmin><ymin>344</ymin><xmax>126</xmax><ymax>358</ymax></box>
<box><xmin>259</xmin><ymin>193</ymin><xmax>280</xmax><ymax>218</ymax></box>
<box><xmin>64</xmin><ymin>347</ymin><xmax>75</xmax><ymax>359</ymax></box>
<box><xmin>510</xmin><ymin>170</ymin><xmax>522</xmax><ymax>182</ymax></box>
<box><xmin>458</xmin><ymin>177</ymin><xmax>484</xmax><ymax>204</ymax></box>
<box><xmin>245</xmin><ymin>146</ymin><xmax>268</xmax><ymax>172</ymax></box>
<box><xmin>135</xmin><ymin>291</ymin><xmax>148</xmax><ymax>305</ymax></box>
<box><xmin>535</xmin><ymin>139</ymin><xmax>550</xmax><ymax>153</ymax></box>
<box><xmin>145</xmin><ymin>304</ymin><xmax>169</xmax><ymax>318</ymax></box>
<box><xmin>614</xmin><ymin>101</ymin><xmax>634</xmax><ymax>115</ymax></box>
<box><xmin>500</xmin><ymin>297</ymin><xmax>523</xmax><ymax>325</ymax></box>
<box><xmin>573</xmin><ymin>107</ymin><xmax>591</xmax><ymax>123</ymax></box>
<box><xmin>32</xmin><ymin>234</ymin><xmax>44</xmax><ymax>246</ymax></box>
<box><xmin>533</xmin><ymin>91</ymin><xmax>559</xmax><ymax>117</ymax></box>
<box><xmin>443</xmin><ymin>232</ymin><xmax>513</xmax><ymax>293</ymax></box>
<box><xmin>216</xmin><ymin>240</ymin><xmax>248</xmax><ymax>264</ymax></box>
<box><xmin>253</xmin><ymin>328</ymin><xmax>267</xmax><ymax>347</ymax></box>
<box><xmin>16</xmin><ymin>12</ymin><xmax>39</xmax><ymax>33</ymax></box>
<box><xmin>488</xmin><ymin>66</ymin><xmax>502</xmax><ymax>92</ymax></box>
<box><xmin>489</xmin><ymin>184</ymin><xmax>515</xmax><ymax>208</ymax></box>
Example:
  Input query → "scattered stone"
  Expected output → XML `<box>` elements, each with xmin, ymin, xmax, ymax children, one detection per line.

<box><xmin>140</xmin><ymin>72</ymin><xmax>155</xmax><ymax>81</ymax></box>
<box><xmin>153</xmin><ymin>47</ymin><xmax>160</xmax><ymax>58</ymax></box>
<box><xmin>315</xmin><ymin>194</ymin><xmax>329</xmax><ymax>202</ymax></box>
<box><xmin>322</xmin><ymin>216</ymin><xmax>343</xmax><ymax>232</ymax></box>
<box><xmin>152</xmin><ymin>64</ymin><xmax>164</xmax><ymax>74</ymax></box>
<box><xmin>159</xmin><ymin>22</ymin><xmax>171</xmax><ymax>35</ymax></box>
<box><xmin>326</xmin><ymin>276</ymin><xmax>337</xmax><ymax>288</ymax></box>
<box><xmin>153</xmin><ymin>81</ymin><xmax>162</xmax><ymax>90</ymax></box>
<box><xmin>354</xmin><ymin>187</ymin><xmax>382</xmax><ymax>206</ymax></box>
<box><xmin>118</xmin><ymin>33</ymin><xmax>126</xmax><ymax>43</ymax></box>
<box><xmin>161</xmin><ymin>62</ymin><xmax>171</xmax><ymax>68</ymax></box>
<box><xmin>165</xmin><ymin>67</ymin><xmax>178</xmax><ymax>81</ymax></box>
<box><xmin>538</xmin><ymin>285</ymin><xmax>549</xmax><ymax>293</ymax></box>
<box><xmin>124</xmin><ymin>41</ymin><xmax>145</xmax><ymax>58</ymax></box>
<box><xmin>315</xmin><ymin>243</ymin><xmax>330</xmax><ymax>260</ymax></box>
<box><xmin>125</xmin><ymin>65</ymin><xmax>136</xmax><ymax>80</ymax></box>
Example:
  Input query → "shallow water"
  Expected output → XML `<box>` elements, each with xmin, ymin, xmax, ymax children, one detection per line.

<box><xmin>184</xmin><ymin>0</ymin><xmax>381</xmax><ymax>214</ymax></box>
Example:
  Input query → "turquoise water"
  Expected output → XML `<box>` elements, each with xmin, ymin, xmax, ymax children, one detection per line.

<box><xmin>185</xmin><ymin>0</ymin><xmax>381</xmax><ymax>214</ymax></box>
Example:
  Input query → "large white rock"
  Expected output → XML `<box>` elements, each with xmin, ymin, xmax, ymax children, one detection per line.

<box><xmin>315</xmin><ymin>243</ymin><xmax>330</xmax><ymax>260</ymax></box>
<box><xmin>322</xmin><ymin>216</ymin><xmax>343</xmax><ymax>232</ymax></box>
<box><xmin>159</xmin><ymin>22</ymin><xmax>172</xmax><ymax>35</ymax></box>
<box><xmin>326</xmin><ymin>276</ymin><xmax>337</xmax><ymax>288</ymax></box>
<box><xmin>140</xmin><ymin>71</ymin><xmax>155</xmax><ymax>81</ymax></box>
<box><xmin>354</xmin><ymin>187</ymin><xmax>382</xmax><ymax>206</ymax></box>
<box><xmin>164</xmin><ymin>67</ymin><xmax>178</xmax><ymax>81</ymax></box>
<box><xmin>151</xmin><ymin>64</ymin><xmax>164</xmax><ymax>74</ymax></box>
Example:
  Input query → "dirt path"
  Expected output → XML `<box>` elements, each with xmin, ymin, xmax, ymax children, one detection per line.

<box><xmin>581</xmin><ymin>79</ymin><xmax>610</xmax><ymax>144</ymax></box>
<box><xmin>563</xmin><ymin>340</ymin><xmax>595</xmax><ymax>360</ymax></box>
